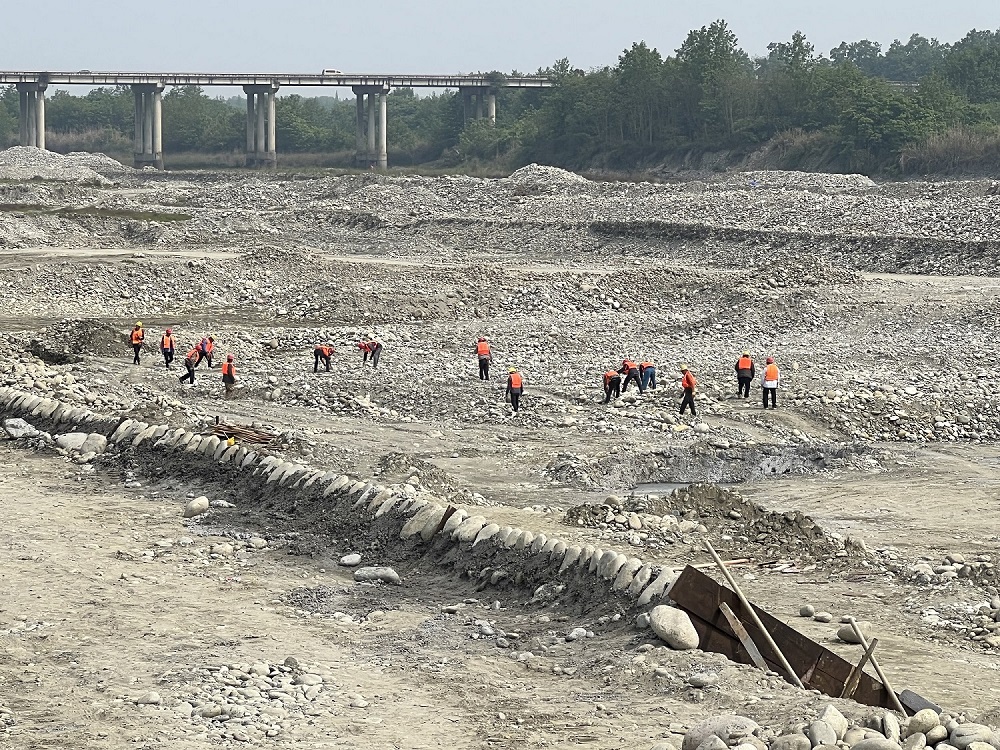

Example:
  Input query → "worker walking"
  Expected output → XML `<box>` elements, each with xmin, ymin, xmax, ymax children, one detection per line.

<box><xmin>679</xmin><ymin>364</ymin><xmax>697</xmax><ymax>416</ymax></box>
<box><xmin>313</xmin><ymin>343</ymin><xmax>335</xmax><ymax>372</ymax></box>
<box><xmin>506</xmin><ymin>367</ymin><xmax>524</xmax><ymax>414</ymax></box>
<box><xmin>221</xmin><ymin>354</ymin><xmax>237</xmax><ymax>399</ymax></box>
<box><xmin>178</xmin><ymin>345</ymin><xmax>200</xmax><ymax>385</ymax></box>
<box><xmin>603</xmin><ymin>370</ymin><xmax>622</xmax><ymax>404</ymax></box>
<box><xmin>619</xmin><ymin>359</ymin><xmax>643</xmax><ymax>393</ymax></box>
<box><xmin>160</xmin><ymin>328</ymin><xmax>176</xmax><ymax>370</ymax></box>
<box><xmin>130</xmin><ymin>322</ymin><xmax>145</xmax><ymax>365</ymax></box>
<box><xmin>639</xmin><ymin>361</ymin><xmax>657</xmax><ymax>391</ymax></box>
<box><xmin>762</xmin><ymin>357</ymin><xmax>780</xmax><ymax>409</ymax></box>
<box><xmin>475</xmin><ymin>337</ymin><xmax>493</xmax><ymax>380</ymax></box>
<box><xmin>735</xmin><ymin>350</ymin><xmax>755</xmax><ymax>398</ymax></box>
<box><xmin>358</xmin><ymin>339</ymin><xmax>383</xmax><ymax>369</ymax></box>
<box><xmin>196</xmin><ymin>336</ymin><xmax>216</xmax><ymax>368</ymax></box>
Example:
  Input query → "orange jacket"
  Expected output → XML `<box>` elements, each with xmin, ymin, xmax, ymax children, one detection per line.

<box><xmin>185</xmin><ymin>347</ymin><xmax>199</xmax><ymax>361</ymax></box>
<box><xmin>316</xmin><ymin>345</ymin><xmax>333</xmax><ymax>357</ymax></box>
<box><xmin>131</xmin><ymin>328</ymin><xmax>144</xmax><ymax>344</ymax></box>
<box><xmin>603</xmin><ymin>370</ymin><xmax>619</xmax><ymax>387</ymax></box>
<box><xmin>476</xmin><ymin>341</ymin><xmax>491</xmax><ymax>357</ymax></box>
<box><xmin>681</xmin><ymin>371</ymin><xmax>697</xmax><ymax>390</ymax></box>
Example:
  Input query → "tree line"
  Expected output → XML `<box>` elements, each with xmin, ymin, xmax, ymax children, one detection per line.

<box><xmin>0</xmin><ymin>22</ymin><xmax>998</xmax><ymax>175</ymax></box>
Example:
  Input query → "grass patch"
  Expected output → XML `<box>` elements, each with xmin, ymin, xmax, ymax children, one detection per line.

<box><xmin>0</xmin><ymin>203</ymin><xmax>192</xmax><ymax>222</ymax></box>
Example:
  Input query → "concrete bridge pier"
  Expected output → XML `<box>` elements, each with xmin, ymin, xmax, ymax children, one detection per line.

<box><xmin>460</xmin><ymin>86</ymin><xmax>496</xmax><ymax>126</ymax></box>
<box><xmin>243</xmin><ymin>84</ymin><xmax>279</xmax><ymax>168</ymax></box>
<box><xmin>16</xmin><ymin>82</ymin><xmax>47</xmax><ymax>149</ymax></box>
<box><xmin>131</xmin><ymin>84</ymin><xmax>164</xmax><ymax>169</ymax></box>
<box><xmin>352</xmin><ymin>85</ymin><xmax>389</xmax><ymax>170</ymax></box>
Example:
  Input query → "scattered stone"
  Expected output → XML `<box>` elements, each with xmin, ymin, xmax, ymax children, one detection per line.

<box><xmin>649</xmin><ymin>605</ymin><xmax>700</xmax><ymax>650</ymax></box>
<box><xmin>183</xmin><ymin>496</ymin><xmax>210</xmax><ymax>518</ymax></box>
<box><xmin>353</xmin><ymin>566</ymin><xmax>401</xmax><ymax>585</ymax></box>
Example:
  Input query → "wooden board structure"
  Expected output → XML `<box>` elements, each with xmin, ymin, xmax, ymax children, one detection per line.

<box><xmin>669</xmin><ymin>565</ymin><xmax>902</xmax><ymax>711</ymax></box>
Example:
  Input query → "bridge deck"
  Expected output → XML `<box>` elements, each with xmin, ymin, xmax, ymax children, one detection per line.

<box><xmin>0</xmin><ymin>72</ymin><xmax>552</xmax><ymax>88</ymax></box>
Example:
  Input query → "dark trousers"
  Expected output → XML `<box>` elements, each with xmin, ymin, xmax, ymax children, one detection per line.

<box><xmin>604</xmin><ymin>377</ymin><xmax>621</xmax><ymax>403</ymax></box>
<box><xmin>132</xmin><ymin>343</ymin><xmax>142</xmax><ymax>364</ymax></box>
<box><xmin>622</xmin><ymin>368</ymin><xmax>642</xmax><ymax>393</ymax></box>
<box><xmin>737</xmin><ymin>376</ymin><xmax>752</xmax><ymax>397</ymax></box>
<box><xmin>314</xmin><ymin>350</ymin><xmax>330</xmax><ymax>372</ymax></box>
<box><xmin>763</xmin><ymin>387</ymin><xmax>777</xmax><ymax>408</ymax></box>
<box><xmin>364</xmin><ymin>344</ymin><xmax>382</xmax><ymax>369</ymax></box>
<box><xmin>179</xmin><ymin>360</ymin><xmax>196</xmax><ymax>384</ymax></box>
<box><xmin>162</xmin><ymin>350</ymin><xmax>174</xmax><ymax>369</ymax></box>
<box><xmin>478</xmin><ymin>357</ymin><xmax>490</xmax><ymax>380</ymax></box>
<box><xmin>196</xmin><ymin>351</ymin><xmax>213</xmax><ymax>368</ymax></box>
<box><xmin>680</xmin><ymin>388</ymin><xmax>697</xmax><ymax>416</ymax></box>
<box><xmin>510</xmin><ymin>392</ymin><xmax>521</xmax><ymax>412</ymax></box>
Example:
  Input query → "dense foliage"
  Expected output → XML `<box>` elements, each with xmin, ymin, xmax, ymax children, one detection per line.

<box><xmin>1</xmin><ymin>23</ymin><xmax>999</xmax><ymax>175</ymax></box>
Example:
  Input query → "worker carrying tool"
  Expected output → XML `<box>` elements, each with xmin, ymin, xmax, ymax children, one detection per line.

<box><xmin>313</xmin><ymin>343</ymin><xmax>335</xmax><ymax>372</ymax></box>
<box><xmin>619</xmin><ymin>359</ymin><xmax>643</xmax><ymax>393</ymax></box>
<box><xmin>221</xmin><ymin>354</ymin><xmax>236</xmax><ymax>399</ymax></box>
<box><xmin>160</xmin><ymin>328</ymin><xmax>176</xmax><ymax>370</ymax></box>
<box><xmin>679</xmin><ymin>364</ymin><xmax>697</xmax><ymax>416</ymax></box>
<box><xmin>178</xmin><ymin>345</ymin><xmax>200</xmax><ymax>385</ymax></box>
<box><xmin>506</xmin><ymin>367</ymin><xmax>524</xmax><ymax>414</ymax></box>
<box><xmin>358</xmin><ymin>339</ymin><xmax>382</xmax><ymax>369</ymax></box>
<box><xmin>639</xmin><ymin>360</ymin><xmax>657</xmax><ymax>391</ymax></box>
<box><xmin>735</xmin><ymin>350</ymin><xmax>755</xmax><ymax>398</ymax></box>
<box><xmin>130</xmin><ymin>321</ymin><xmax>145</xmax><ymax>365</ymax></box>
<box><xmin>603</xmin><ymin>370</ymin><xmax>622</xmax><ymax>404</ymax></box>
<box><xmin>196</xmin><ymin>336</ymin><xmax>216</xmax><ymax>368</ymax></box>
<box><xmin>475</xmin><ymin>337</ymin><xmax>493</xmax><ymax>380</ymax></box>
<box><xmin>762</xmin><ymin>356</ymin><xmax>780</xmax><ymax>409</ymax></box>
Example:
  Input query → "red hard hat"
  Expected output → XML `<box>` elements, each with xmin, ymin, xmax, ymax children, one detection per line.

<box><xmin>227</xmin><ymin>354</ymin><xmax>234</xmax><ymax>361</ymax></box>
<box><xmin>166</xmin><ymin>328</ymin><xmax>172</xmax><ymax>334</ymax></box>
<box><xmin>766</xmin><ymin>357</ymin><xmax>774</xmax><ymax>364</ymax></box>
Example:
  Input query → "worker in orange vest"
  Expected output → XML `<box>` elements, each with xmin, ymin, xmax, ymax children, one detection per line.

<box><xmin>735</xmin><ymin>349</ymin><xmax>755</xmax><ymax>398</ymax></box>
<box><xmin>679</xmin><ymin>364</ymin><xmax>697</xmax><ymax>416</ymax></box>
<box><xmin>196</xmin><ymin>336</ymin><xmax>216</xmax><ymax>368</ymax></box>
<box><xmin>475</xmin><ymin>337</ymin><xmax>493</xmax><ymax>380</ymax></box>
<box><xmin>178</xmin><ymin>345</ymin><xmax>200</xmax><ymax>385</ymax></box>
<box><xmin>506</xmin><ymin>367</ymin><xmax>524</xmax><ymax>414</ymax></box>
<box><xmin>603</xmin><ymin>370</ymin><xmax>621</xmax><ymax>404</ymax></box>
<box><xmin>129</xmin><ymin>321</ymin><xmax>145</xmax><ymax>365</ymax></box>
<box><xmin>619</xmin><ymin>358</ymin><xmax>642</xmax><ymax>393</ymax></box>
<box><xmin>221</xmin><ymin>354</ymin><xmax>237</xmax><ymax>399</ymax></box>
<box><xmin>160</xmin><ymin>328</ymin><xmax>176</xmax><ymax>370</ymax></box>
<box><xmin>358</xmin><ymin>339</ymin><xmax>383</xmax><ymax>369</ymax></box>
<box><xmin>762</xmin><ymin>357</ymin><xmax>780</xmax><ymax>409</ymax></box>
<box><xmin>314</xmin><ymin>343</ymin><xmax>335</xmax><ymax>372</ymax></box>
<box><xmin>639</xmin><ymin>360</ymin><xmax>657</xmax><ymax>391</ymax></box>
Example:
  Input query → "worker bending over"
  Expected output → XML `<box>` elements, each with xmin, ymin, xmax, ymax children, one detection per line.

<box><xmin>358</xmin><ymin>339</ymin><xmax>382</xmax><ymax>369</ymax></box>
<box><xmin>603</xmin><ymin>370</ymin><xmax>622</xmax><ymax>404</ymax></box>
<box><xmin>639</xmin><ymin>361</ymin><xmax>657</xmax><ymax>391</ymax></box>
<box><xmin>619</xmin><ymin>359</ymin><xmax>642</xmax><ymax>393</ymax></box>
<box><xmin>314</xmin><ymin>343</ymin><xmax>335</xmax><ymax>372</ymax></box>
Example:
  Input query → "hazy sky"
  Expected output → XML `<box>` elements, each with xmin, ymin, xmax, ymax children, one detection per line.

<box><xmin>5</xmin><ymin>0</ymin><xmax>997</xmax><ymax>76</ymax></box>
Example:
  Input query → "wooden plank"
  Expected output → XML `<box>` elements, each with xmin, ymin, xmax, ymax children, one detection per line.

<box><xmin>841</xmin><ymin>637</ymin><xmax>879</xmax><ymax>699</ymax></box>
<box><xmin>670</xmin><ymin>565</ymin><xmax>898</xmax><ymax>710</ymax></box>
<box><xmin>719</xmin><ymin>602</ymin><xmax>769</xmax><ymax>672</ymax></box>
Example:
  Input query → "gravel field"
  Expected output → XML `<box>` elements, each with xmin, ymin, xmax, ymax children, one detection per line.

<box><xmin>3</xmin><ymin>147</ymin><xmax>1000</xmax><ymax>749</ymax></box>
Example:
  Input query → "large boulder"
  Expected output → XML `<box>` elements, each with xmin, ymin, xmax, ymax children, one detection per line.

<box><xmin>80</xmin><ymin>433</ymin><xmax>108</xmax><ymax>455</ymax></box>
<box><xmin>771</xmin><ymin>735</ymin><xmax>810</xmax><ymax>750</ymax></box>
<box><xmin>649</xmin><ymin>605</ymin><xmax>699</xmax><ymax>650</ymax></box>
<box><xmin>852</xmin><ymin>739</ymin><xmax>903</xmax><ymax>750</ymax></box>
<box><xmin>818</xmin><ymin>705</ymin><xmax>849</xmax><ymax>740</ymax></box>
<box><xmin>55</xmin><ymin>432</ymin><xmax>89</xmax><ymax>451</ymax></box>
<box><xmin>183</xmin><ymin>496</ymin><xmax>210</xmax><ymax>518</ymax></box>
<box><xmin>907</xmin><ymin>710</ymin><xmax>941</xmax><ymax>737</ymax></box>
<box><xmin>951</xmin><ymin>727</ymin><xmax>998</xmax><ymax>750</ymax></box>
<box><xmin>682</xmin><ymin>715</ymin><xmax>760</xmax><ymax>750</ymax></box>
<box><xmin>4</xmin><ymin>418</ymin><xmax>40</xmax><ymax>439</ymax></box>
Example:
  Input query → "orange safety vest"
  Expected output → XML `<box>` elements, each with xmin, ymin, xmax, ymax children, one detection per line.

<box><xmin>682</xmin><ymin>371</ymin><xmax>697</xmax><ymax>390</ymax></box>
<box><xmin>640</xmin><ymin>362</ymin><xmax>654</xmax><ymax>370</ymax></box>
<box><xmin>204</xmin><ymin>339</ymin><xmax>214</xmax><ymax>354</ymax></box>
<box><xmin>161</xmin><ymin>335</ymin><xmax>174</xmax><ymax>350</ymax></box>
<box><xmin>476</xmin><ymin>341</ymin><xmax>491</xmax><ymax>357</ymax></box>
<box><xmin>221</xmin><ymin>362</ymin><xmax>235</xmax><ymax>377</ymax></box>
<box><xmin>764</xmin><ymin>364</ymin><xmax>779</xmax><ymax>382</ymax></box>
<box><xmin>622</xmin><ymin>360</ymin><xmax>637</xmax><ymax>371</ymax></box>
<box><xmin>185</xmin><ymin>347</ymin><xmax>199</xmax><ymax>361</ymax></box>
<box><xmin>131</xmin><ymin>328</ymin><xmax>144</xmax><ymax>344</ymax></box>
<box><xmin>509</xmin><ymin>372</ymin><xmax>523</xmax><ymax>389</ymax></box>
<box><xmin>737</xmin><ymin>356</ymin><xmax>752</xmax><ymax>370</ymax></box>
<box><xmin>603</xmin><ymin>370</ymin><xmax>618</xmax><ymax>387</ymax></box>
<box><xmin>317</xmin><ymin>345</ymin><xmax>332</xmax><ymax>357</ymax></box>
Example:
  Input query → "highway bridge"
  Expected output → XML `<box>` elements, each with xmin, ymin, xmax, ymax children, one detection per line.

<box><xmin>0</xmin><ymin>71</ymin><xmax>554</xmax><ymax>169</ymax></box>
